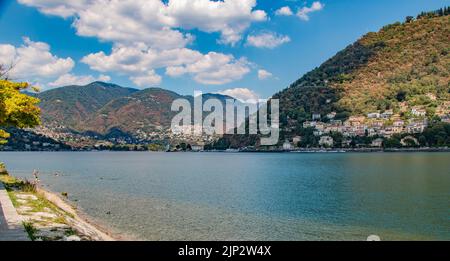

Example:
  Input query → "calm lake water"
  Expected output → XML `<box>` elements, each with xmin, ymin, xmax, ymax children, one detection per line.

<box><xmin>0</xmin><ymin>152</ymin><xmax>449</xmax><ymax>240</ymax></box>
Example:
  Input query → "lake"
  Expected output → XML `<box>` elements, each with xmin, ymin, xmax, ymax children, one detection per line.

<box><xmin>0</xmin><ymin>152</ymin><xmax>449</xmax><ymax>240</ymax></box>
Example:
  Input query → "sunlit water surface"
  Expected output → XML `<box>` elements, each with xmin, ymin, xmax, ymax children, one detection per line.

<box><xmin>1</xmin><ymin>152</ymin><xmax>448</xmax><ymax>240</ymax></box>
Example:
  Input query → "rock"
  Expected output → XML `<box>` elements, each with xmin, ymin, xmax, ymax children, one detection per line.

<box><xmin>64</xmin><ymin>235</ymin><xmax>81</xmax><ymax>241</ymax></box>
<box><xmin>16</xmin><ymin>194</ymin><xmax>38</xmax><ymax>200</ymax></box>
<box><xmin>31</xmin><ymin>212</ymin><xmax>58</xmax><ymax>219</ymax></box>
<box><xmin>367</xmin><ymin>235</ymin><xmax>381</xmax><ymax>241</ymax></box>
<box><xmin>17</xmin><ymin>206</ymin><xmax>33</xmax><ymax>212</ymax></box>
<box><xmin>16</xmin><ymin>199</ymin><xmax>28</xmax><ymax>204</ymax></box>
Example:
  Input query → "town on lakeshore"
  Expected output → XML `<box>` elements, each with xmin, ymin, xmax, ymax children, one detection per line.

<box><xmin>2</xmin><ymin>101</ymin><xmax>449</xmax><ymax>152</ymax></box>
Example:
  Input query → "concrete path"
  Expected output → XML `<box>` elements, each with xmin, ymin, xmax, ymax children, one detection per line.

<box><xmin>0</xmin><ymin>182</ymin><xmax>30</xmax><ymax>241</ymax></box>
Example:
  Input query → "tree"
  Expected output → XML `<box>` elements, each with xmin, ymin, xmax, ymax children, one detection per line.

<box><xmin>405</xmin><ymin>16</ymin><xmax>414</xmax><ymax>23</ymax></box>
<box><xmin>0</xmin><ymin>80</ymin><xmax>41</xmax><ymax>144</ymax></box>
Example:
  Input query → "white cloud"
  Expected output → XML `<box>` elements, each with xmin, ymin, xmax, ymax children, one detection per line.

<box><xmin>258</xmin><ymin>69</ymin><xmax>273</xmax><ymax>80</ymax></box>
<box><xmin>18</xmin><ymin>0</ymin><xmax>91</xmax><ymax>18</ymax></box>
<box><xmin>0</xmin><ymin>37</ymin><xmax>114</xmax><ymax>89</ymax></box>
<box><xmin>19</xmin><ymin>0</ymin><xmax>267</xmax><ymax>47</ymax></box>
<box><xmin>246</xmin><ymin>32</ymin><xmax>290</xmax><ymax>49</ymax></box>
<box><xmin>166</xmin><ymin>52</ymin><xmax>250</xmax><ymax>85</ymax></box>
<box><xmin>83</xmin><ymin>45</ymin><xmax>250</xmax><ymax>86</ymax></box>
<box><xmin>49</xmin><ymin>73</ymin><xmax>111</xmax><ymax>87</ymax></box>
<box><xmin>218</xmin><ymin>88</ymin><xmax>259</xmax><ymax>103</ymax></box>
<box><xmin>20</xmin><ymin>0</ymin><xmax>264</xmax><ymax>86</ymax></box>
<box><xmin>166</xmin><ymin>0</ymin><xmax>267</xmax><ymax>45</ymax></box>
<box><xmin>82</xmin><ymin>44</ymin><xmax>203</xmax><ymax>74</ymax></box>
<box><xmin>297</xmin><ymin>1</ymin><xmax>324</xmax><ymax>21</ymax></box>
<box><xmin>0</xmin><ymin>37</ymin><xmax>74</xmax><ymax>82</ymax></box>
<box><xmin>275</xmin><ymin>6</ymin><xmax>293</xmax><ymax>16</ymax></box>
<box><xmin>130</xmin><ymin>71</ymin><xmax>162</xmax><ymax>87</ymax></box>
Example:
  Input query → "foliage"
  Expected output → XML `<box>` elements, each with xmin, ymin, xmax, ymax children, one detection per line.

<box><xmin>23</xmin><ymin>222</ymin><xmax>38</xmax><ymax>241</ymax></box>
<box><xmin>419</xmin><ymin>122</ymin><xmax>450</xmax><ymax>147</ymax></box>
<box><xmin>0</xmin><ymin>80</ymin><xmax>41</xmax><ymax>144</ymax></box>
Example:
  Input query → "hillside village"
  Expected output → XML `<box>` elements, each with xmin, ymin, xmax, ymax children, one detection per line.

<box><xmin>279</xmin><ymin>102</ymin><xmax>450</xmax><ymax>150</ymax></box>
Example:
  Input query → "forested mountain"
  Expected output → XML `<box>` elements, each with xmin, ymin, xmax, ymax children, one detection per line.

<box><xmin>274</xmin><ymin>9</ymin><xmax>449</xmax><ymax>126</ymax></box>
<box><xmin>35</xmin><ymin>82</ymin><xmax>138</xmax><ymax>130</ymax></box>
<box><xmin>34</xmin><ymin>82</ymin><xmax>238</xmax><ymax>136</ymax></box>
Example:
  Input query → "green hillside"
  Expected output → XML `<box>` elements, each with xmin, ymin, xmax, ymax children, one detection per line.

<box><xmin>274</xmin><ymin>9</ymin><xmax>449</xmax><ymax>126</ymax></box>
<box><xmin>37</xmin><ymin>82</ymin><xmax>138</xmax><ymax>129</ymax></box>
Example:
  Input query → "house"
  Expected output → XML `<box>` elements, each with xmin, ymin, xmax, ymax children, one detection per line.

<box><xmin>341</xmin><ymin>139</ymin><xmax>352</xmax><ymax>147</ymax></box>
<box><xmin>313</xmin><ymin>130</ymin><xmax>324</xmax><ymax>137</ymax></box>
<box><xmin>367</xmin><ymin>112</ymin><xmax>381</xmax><ymax>119</ymax></box>
<box><xmin>315</xmin><ymin>122</ymin><xmax>325</xmax><ymax>131</ymax></box>
<box><xmin>326</xmin><ymin>112</ymin><xmax>337</xmax><ymax>119</ymax></box>
<box><xmin>347</xmin><ymin>116</ymin><xmax>366</xmax><ymax>127</ymax></box>
<box><xmin>406</xmin><ymin>121</ymin><xmax>427</xmax><ymax>134</ymax></box>
<box><xmin>283</xmin><ymin>140</ymin><xmax>293</xmax><ymax>151</ymax></box>
<box><xmin>441</xmin><ymin>115</ymin><xmax>450</xmax><ymax>123</ymax></box>
<box><xmin>393</xmin><ymin>120</ymin><xmax>405</xmax><ymax>127</ymax></box>
<box><xmin>330</xmin><ymin>120</ymin><xmax>342</xmax><ymax>126</ymax></box>
<box><xmin>292</xmin><ymin>136</ymin><xmax>302</xmax><ymax>145</ymax></box>
<box><xmin>312</xmin><ymin>113</ymin><xmax>321</xmax><ymax>120</ymax></box>
<box><xmin>367</xmin><ymin>128</ymin><xmax>379</xmax><ymax>137</ymax></box>
<box><xmin>319</xmin><ymin>136</ymin><xmax>334</xmax><ymax>147</ymax></box>
<box><xmin>371</xmin><ymin>120</ymin><xmax>384</xmax><ymax>128</ymax></box>
<box><xmin>380</xmin><ymin>110</ymin><xmax>394</xmax><ymax>119</ymax></box>
<box><xmin>371</xmin><ymin>138</ymin><xmax>384</xmax><ymax>147</ymax></box>
<box><xmin>303</xmin><ymin>121</ymin><xmax>317</xmax><ymax>129</ymax></box>
<box><xmin>191</xmin><ymin>142</ymin><xmax>205</xmax><ymax>151</ymax></box>
<box><xmin>411</xmin><ymin>107</ymin><xmax>426</xmax><ymax>117</ymax></box>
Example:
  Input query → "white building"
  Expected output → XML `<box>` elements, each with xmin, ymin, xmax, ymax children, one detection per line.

<box><xmin>312</xmin><ymin>113</ymin><xmax>321</xmax><ymax>120</ymax></box>
<box><xmin>371</xmin><ymin>138</ymin><xmax>384</xmax><ymax>147</ymax></box>
<box><xmin>319</xmin><ymin>136</ymin><xmax>334</xmax><ymax>147</ymax></box>
<box><xmin>283</xmin><ymin>140</ymin><xmax>293</xmax><ymax>151</ymax></box>
<box><xmin>411</xmin><ymin>107</ymin><xmax>426</xmax><ymax>117</ymax></box>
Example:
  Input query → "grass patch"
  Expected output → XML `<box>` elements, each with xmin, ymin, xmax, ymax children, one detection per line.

<box><xmin>64</xmin><ymin>228</ymin><xmax>77</xmax><ymax>237</ymax></box>
<box><xmin>0</xmin><ymin>174</ymin><xmax>37</xmax><ymax>193</ymax></box>
<box><xmin>23</xmin><ymin>222</ymin><xmax>38</xmax><ymax>241</ymax></box>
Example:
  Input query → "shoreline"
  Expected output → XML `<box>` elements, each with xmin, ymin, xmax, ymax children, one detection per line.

<box><xmin>0</xmin><ymin>172</ymin><xmax>134</xmax><ymax>241</ymax></box>
<box><xmin>36</xmin><ymin>187</ymin><xmax>116</xmax><ymax>241</ymax></box>
<box><xmin>1</xmin><ymin>147</ymin><xmax>449</xmax><ymax>153</ymax></box>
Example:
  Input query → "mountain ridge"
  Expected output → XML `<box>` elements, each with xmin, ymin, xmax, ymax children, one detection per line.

<box><xmin>34</xmin><ymin>81</ymin><xmax>240</xmax><ymax>136</ymax></box>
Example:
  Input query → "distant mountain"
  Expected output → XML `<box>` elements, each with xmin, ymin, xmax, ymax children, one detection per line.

<box><xmin>81</xmin><ymin>87</ymin><xmax>185</xmax><ymax>134</ymax></box>
<box><xmin>34</xmin><ymin>82</ymin><xmax>240</xmax><ymax>136</ymax></box>
<box><xmin>36</xmin><ymin>82</ymin><xmax>138</xmax><ymax>130</ymax></box>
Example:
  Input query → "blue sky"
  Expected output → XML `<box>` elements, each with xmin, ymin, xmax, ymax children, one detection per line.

<box><xmin>0</xmin><ymin>0</ymin><xmax>448</xmax><ymax>100</ymax></box>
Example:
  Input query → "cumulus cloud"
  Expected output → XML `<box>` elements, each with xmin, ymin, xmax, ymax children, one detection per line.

<box><xmin>218</xmin><ymin>88</ymin><xmax>260</xmax><ymax>103</ymax></box>
<box><xmin>0</xmin><ymin>37</ymin><xmax>74</xmax><ymax>82</ymax></box>
<box><xmin>257</xmin><ymin>69</ymin><xmax>273</xmax><ymax>80</ymax></box>
<box><xmin>82</xmin><ymin>45</ymin><xmax>250</xmax><ymax>86</ymax></box>
<box><xmin>275</xmin><ymin>6</ymin><xmax>293</xmax><ymax>16</ymax></box>
<box><xmin>130</xmin><ymin>71</ymin><xmax>162</xmax><ymax>87</ymax></box>
<box><xmin>20</xmin><ymin>0</ymin><xmax>264</xmax><ymax>86</ymax></box>
<box><xmin>166</xmin><ymin>52</ymin><xmax>250</xmax><ymax>85</ymax></box>
<box><xmin>0</xmin><ymin>37</ymin><xmax>112</xmax><ymax>89</ymax></box>
<box><xmin>297</xmin><ymin>1</ymin><xmax>324</xmax><ymax>21</ymax></box>
<box><xmin>49</xmin><ymin>73</ymin><xmax>111</xmax><ymax>87</ymax></box>
<box><xmin>246</xmin><ymin>32</ymin><xmax>290</xmax><ymax>49</ymax></box>
<box><xmin>19</xmin><ymin>0</ymin><xmax>267</xmax><ymax>47</ymax></box>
